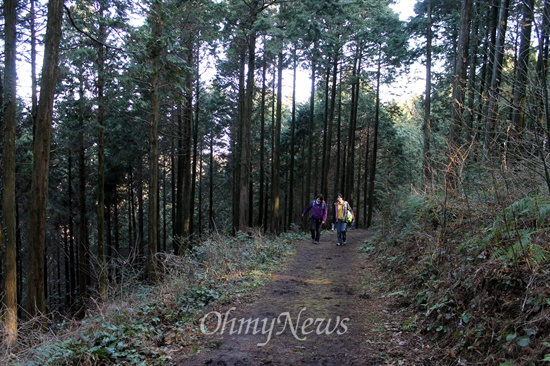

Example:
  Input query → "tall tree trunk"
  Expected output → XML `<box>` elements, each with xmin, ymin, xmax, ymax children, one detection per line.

<box><xmin>268</xmin><ymin>71</ymin><xmax>275</xmax><ymax>228</ymax></box>
<box><xmin>28</xmin><ymin>0</ymin><xmax>64</xmax><ymax>324</ymax></box>
<box><xmin>239</xmin><ymin>25</ymin><xmax>257</xmax><ymax>231</ymax></box>
<box><xmin>68</xmin><ymin>154</ymin><xmax>76</xmax><ymax>308</ymax></box>
<box><xmin>182</xmin><ymin>37</ymin><xmax>194</xmax><ymax>249</ymax></box>
<box><xmin>148</xmin><ymin>88</ymin><xmax>159</xmax><ymax>280</ymax></box>
<box><xmin>175</xmin><ymin>105</ymin><xmax>184</xmax><ymax>254</ymax></box>
<box><xmin>449</xmin><ymin>0</ymin><xmax>473</xmax><ymax>148</ymax></box>
<box><xmin>3</xmin><ymin>0</ymin><xmax>18</xmax><ymax>343</ymax></box>
<box><xmin>465</xmin><ymin>4</ymin><xmax>480</xmax><ymax>141</ymax></box>
<box><xmin>288</xmin><ymin>50</ymin><xmax>297</xmax><ymax>228</ymax></box>
<box><xmin>476</xmin><ymin>1</ymin><xmax>498</xmax><ymax>142</ymax></box>
<box><xmin>147</xmin><ymin>0</ymin><xmax>163</xmax><ymax>282</ymax></box>
<box><xmin>423</xmin><ymin>0</ymin><xmax>433</xmax><ymax>188</ymax></box>
<box><xmin>209</xmin><ymin>135</ymin><xmax>215</xmax><ymax>231</ymax></box>
<box><xmin>137</xmin><ymin>163</ymin><xmax>144</xmax><ymax>257</ymax></box>
<box><xmin>511</xmin><ymin>0</ymin><xmax>534</xmax><ymax>131</ymax></box>
<box><xmin>96</xmin><ymin>0</ymin><xmax>107</xmax><ymax>300</ymax></box>
<box><xmin>114</xmin><ymin>186</ymin><xmax>120</xmax><ymax>268</ymax></box>
<box><xmin>0</xmin><ymin>58</ymin><xmax>3</xmax><ymax>323</ymax></box>
<box><xmin>333</xmin><ymin>67</ymin><xmax>343</xmax><ymax>203</ymax></box>
<box><xmin>129</xmin><ymin>167</ymin><xmax>137</xmax><ymax>253</ymax></box>
<box><xmin>367</xmin><ymin>47</ymin><xmax>382</xmax><ymax>228</ymax></box>
<box><xmin>64</xmin><ymin>225</ymin><xmax>70</xmax><ymax>309</ymax></box>
<box><xmin>258</xmin><ymin>47</ymin><xmax>267</xmax><ymax>228</ymax></box>
<box><xmin>355</xmin><ymin>135</ymin><xmax>363</xmax><ymax>227</ymax></box>
<box><xmin>197</xmin><ymin>141</ymin><xmax>204</xmax><ymax>237</ymax></box>
<box><xmin>271</xmin><ymin>51</ymin><xmax>283</xmax><ymax>233</ymax></box>
<box><xmin>306</xmin><ymin>43</ymin><xmax>317</xmax><ymax>208</ymax></box>
<box><xmin>106</xmin><ymin>198</ymin><xmax>112</xmax><ymax>284</ymax></box>
<box><xmin>162</xmin><ymin>160</ymin><xmax>167</xmax><ymax>252</ymax></box>
<box><xmin>535</xmin><ymin>0</ymin><xmax>550</xmax><ymax>195</ymax></box>
<box><xmin>77</xmin><ymin>98</ymin><xmax>89</xmax><ymax>317</ymax></box>
<box><xmin>322</xmin><ymin>53</ymin><xmax>338</xmax><ymax>200</ymax></box>
<box><xmin>538</xmin><ymin>0</ymin><xmax>550</xmax><ymax>146</ymax></box>
<box><xmin>345</xmin><ymin>43</ymin><xmax>362</xmax><ymax>206</ymax></box>
<box><xmin>483</xmin><ymin>0</ymin><xmax>511</xmax><ymax>161</ymax></box>
<box><xmin>191</xmin><ymin>45</ymin><xmax>201</xmax><ymax>240</ymax></box>
<box><xmin>321</xmin><ymin>62</ymin><xmax>331</xmax><ymax>197</ymax></box>
<box><xmin>30</xmin><ymin>0</ymin><xmax>38</xmax><ymax>136</ymax></box>
<box><xmin>233</xmin><ymin>40</ymin><xmax>246</xmax><ymax>233</ymax></box>
<box><xmin>363</xmin><ymin>120</ymin><xmax>371</xmax><ymax>227</ymax></box>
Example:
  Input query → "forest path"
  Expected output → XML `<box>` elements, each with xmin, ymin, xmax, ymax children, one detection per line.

<box><xmin>178</xmin><ymin>229</ymin><xmax>435</xmax><ymax>365</ymax></box>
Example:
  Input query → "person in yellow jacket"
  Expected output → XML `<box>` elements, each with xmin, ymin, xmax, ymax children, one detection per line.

<box><xmin>332</xmin><ymin>193</ymin><xmax>353</xmax><ymax>246</ymax></box>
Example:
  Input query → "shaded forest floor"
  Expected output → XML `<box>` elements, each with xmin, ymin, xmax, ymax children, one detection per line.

<box><xmin>177</xmin><ymin>229</ymin><xmax>438</xmax><ymax>365</ymax></box>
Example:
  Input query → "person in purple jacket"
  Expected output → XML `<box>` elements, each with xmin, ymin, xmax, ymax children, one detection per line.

<box><xmin>301</xmin><ymin>194</ymin><xmax>328</xmax><ymax>244</ymax></box>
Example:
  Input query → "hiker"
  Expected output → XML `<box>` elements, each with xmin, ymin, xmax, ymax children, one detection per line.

<box><xmin>301</xmin><ymin>194</ymin><xmax>328</xmax><ymax>244</ymax></box>
<box><xmin>332</xmin><ymin>193</ymin><xmax>354</xmax><ymax>246</ymax></box>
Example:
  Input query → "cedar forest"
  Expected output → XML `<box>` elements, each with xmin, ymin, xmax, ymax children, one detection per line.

<box><xmin>0</xmin><ymin>0</ymin><xmax>549</xmax><ymax>364</ymax></box>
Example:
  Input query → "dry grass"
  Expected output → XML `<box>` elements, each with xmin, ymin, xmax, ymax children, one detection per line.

<box><xmin>0</xmin><ymin>231</ymin><xmax>298</xmax><ymax>365</ymax></box>
<box><xmin>370</xmin><ymin>154</ymin><xmax>550</xmax><ymax>365</ymax></box>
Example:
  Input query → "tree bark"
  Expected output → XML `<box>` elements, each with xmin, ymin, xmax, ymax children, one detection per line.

<box><xmin>333</xmin><ymin>67</ymin><xmax>343</xmax><ymax>203</ymax></box>
<box><xmin>3</xmin><ymin>0</ymin><xmax>18</xmax><ymax>344</ymax></box>
<box><xmin>77</xmin><ymin>92</ymin><xmax>90</xmax><ymax>317</ymax></box>
<box><xmin>191</xmin><ymin>44</ymin><xmax>201</xmax><ymax>240</ymax></box>
<box><xmin>345</xmin><ymin>43</ymin><xmax>362</xmax><ymax>206</ymax></box>
<box><xmin>239</xmin><ymin>24</ymin><xmax>257</xmax><ymax>231</ymax></box>
<box><xmin>306</xmin><ymin>44</ymin><xmax>317</xmax><ymax>208</ymax></box>
<box><xmin>288</xmin><ymin>50</ymin><xmax>297</xmax><ymax>228</ymax></box>
<box><xmin>147</xmin><ymin>0</ymin><xmax>163</xmax><ymax>282</ymax></box>
<box><xmin>511</xmin><ymin>0</ymin><xmax>534</xmax><ymax>131</ymax></box>
<box><xmin>323</xmin><ymin>53</ymin><xmax>338</xmax><ymax>200</ymax></box>
<box><xmin>209</xmin><ymin>135</ymin><xmax>215</xmax><ymax>231</ymax></box>
<box><xmin>67</xmin><ymin>154</ymin><xmax>76</xmax><ymax>308</ymax></box>
<box><xmin>449</xmin><ymin>0</ymin><xmax>473</xmax><ymax>148</ymax></box>
<box><xmin>182</xmin><ymin>41</ymin><xmax>194</xmax><ymax>250</ymax></box>
<box><xmin>367</xmin><ymin>47</ymin><xmax>382</xmax><ymax>228</ymax></box>
<box><xmin>30</xmin><ymin>0</ymin><xmax>38</xmax><ymax>136</ymax></box>
<box><xmin>175</xmin><ymin>104</ymin><xmax>184</xmax><ymax>253</ymax></box>
<box><xmin>465</xmin><ymin>4</ymin><xmax>480</xmax><ymax>141</ymax></box>
<box><xmin>483</xmin><ymin>0</ymin><xmax>510</xmax><ymax>161</ymax></box>
<box><xmin>96</xmin><ymin>0</ymin><xmax>107</xmax><ymax>300</ymax></box>
<box><xmin>538</xmin><ymin>0</ymin><xmax>550</xmax><ymax>148</ymax></box>
<box><xmin>28</xmin><ymin>0</ymin><xmax>64</xmax><ymax>324</ymax></box>
<box><xmin>233</xmin><ymin>40</ymin><xmax>245</xmax><ymax>233</ymax></box>
<box><xmin>271</xmin><ymin>51</ymin><xmax>283</xmax><ymax>233</ymax></box>
<box><xmin>258</xmin><ymin>47</ymin><xmax>267</xmax><ymax>228</ymax></box>
<box><xmin>423</xmin><ymin>0</ymin><xmax>433</xmax><ymax>188</ymax></box>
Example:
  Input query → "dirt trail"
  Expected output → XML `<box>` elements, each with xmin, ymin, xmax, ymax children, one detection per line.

<box><xmin>179</xmin><ymin>229</ymin><xmax>435</xmax><ymax>365</ymax></box>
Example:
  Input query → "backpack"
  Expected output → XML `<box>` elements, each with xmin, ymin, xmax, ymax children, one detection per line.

<box><xmin>344</xmin><ymin>203</ymin><xmax>353</xmax><ymax>224</ymax></box>
<box><xmin>313</xmin><ymin>200</ymin><xmax>325</xmax><ymax>210</ymax></box>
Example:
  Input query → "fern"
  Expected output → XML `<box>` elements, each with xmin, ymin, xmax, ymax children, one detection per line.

<box><xmin>486</xmin><ymin>197</ymin><xmax>550</xmax><ymax>266</ymax></box>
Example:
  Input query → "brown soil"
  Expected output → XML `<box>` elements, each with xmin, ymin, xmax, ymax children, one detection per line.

<box><xmin>177</xmin><ymin>229</ymin><xmax>438</xmax><ymax>365</ymax></box>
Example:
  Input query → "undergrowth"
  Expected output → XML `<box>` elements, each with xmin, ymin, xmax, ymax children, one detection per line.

<box><xmin>364</xmin><ymin>173</ymin><xmax>550</xmax><ymax>365</ymax></box>
<box><xmin>1</xmin><ymin>231</ymin><xmax>301</xmax><ymax>366</ymax></box>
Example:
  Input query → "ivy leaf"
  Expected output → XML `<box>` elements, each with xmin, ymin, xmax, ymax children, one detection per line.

<box><xmin>516</xmin><ymin>337</ymin><xmax>531</xmax><ymax>347</ymax></box>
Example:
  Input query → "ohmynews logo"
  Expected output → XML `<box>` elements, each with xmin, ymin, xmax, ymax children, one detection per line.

<box><xmin>199</xmin><ymin>307</ymin><xmax>350</xmax><ymax>346</ymax></box>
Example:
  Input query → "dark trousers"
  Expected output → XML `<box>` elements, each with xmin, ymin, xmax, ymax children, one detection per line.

<box><xmin>310</xmin><ymin>218</ymin><xmax>322</xmax><ymax>241</ymax></box>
